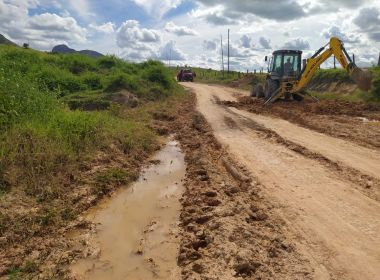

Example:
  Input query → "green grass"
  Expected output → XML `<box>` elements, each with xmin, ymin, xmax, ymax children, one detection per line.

<box><xmin>309</xmin><ymin>90</ymin><xmax>378</xmax><ymax>103</ymax></box>
<box><xmin>0</xmin><ymin>45</ymin><xmax>180</xmax><ymax>197</ymax></box>
<box><xmin>0</xmin><ymin>45</ymin><xmax>188</xmax><ymax>279</ymax></box>
<box><xmin>310</xmin><ymin>67</ymin><xmax>380</xmax><ymax>103</ymax></box>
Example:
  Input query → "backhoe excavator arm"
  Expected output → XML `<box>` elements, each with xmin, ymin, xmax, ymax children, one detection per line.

<box><xmin>293</xmin><ymin>37</ymin><xmax>356</xmax><ymax>92</ymax></box>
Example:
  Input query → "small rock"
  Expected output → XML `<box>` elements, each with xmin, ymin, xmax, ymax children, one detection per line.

<box><xmin>203</xmin><ymin>191</ymin><xmax>217</xmax><ymax>197</ymax></box>
<box><xmin>192</xmin><ymin>263</ymin><xmax>204</xmax><ymax>274</ymax></box>
<box><xmin>235</xmin><ymin>262</ymin><xmax>261</xmax><ymax>276</ymax></box>
<box><xmin>195</xmin><ymin>215</ymin><xmax>212</xmax><ymax>224</ymax></box>
<box><xmin>366</xmin><ymin>180</ymin><xmax>373</xmax><ymax>189</ymax></box>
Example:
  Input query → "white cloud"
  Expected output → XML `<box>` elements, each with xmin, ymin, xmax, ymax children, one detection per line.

<box><xmin>353</xmin><ymin>7</ymin><xmax>380</xmax><ymax>42</ymax></box>
<box><xmin>116</xmin><ymin>20</ymin><xmax>160</xmax><ymax>48</ymax></box>
<box><xmin>240</xmin><ymin>35</ymin><xmax>252</xmax><ymax>48</ymax></box>
<box><xmin>156</xmin><ymin>41</ymin><xmax>186</xmax><ymax>61</ymax></box>
<box><xmin>203</xmin><ymin>39</ymin><xmax>218</xmax><ymax>51</ymax></box>
<box><xmin>67</xmin><ymin>0</ymin><xmax>93</xmax><ymax>19</ymax></box>
<box><xmin>282</xmin><ymin>38</ymin><xmax>310</xmax><ymax>50</ymax></box>
<box><xmin>132</xmin><ymin>0</ymin><xmax>182</xmax><ymax>18</ymax></box>
<box><xmin>89</xmin><ymin>22</ymin><xmax>115</xmax><ymax>34</ymax></box>
<box><xmin>116</xmin><ymin>20</ymin><xmax>163</xmax><ymax>61</ymax></box>
<box><xmin>165</xmin><ymin>21</ymin><xmax>198</xmax><ymax>36</ymax></box>
<box><xmin>259</xmin><ymin>37</ymin><xmax>271</xmax><ymax>49</ymax></box>
<box><xmin>0</xmin><ymin>0</ymin><xmax>87</xmax><ymax>50</ymax></box>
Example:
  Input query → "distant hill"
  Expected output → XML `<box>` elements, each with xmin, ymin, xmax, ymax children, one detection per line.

<box><xmin>52</xmin><ymin>44</ymin><xmax>76</xmax><ymax>54</ymax></box>
<box><xmin>52</xmin><ymin>44</ymin><xmax>103</xmax><ymax>58</ymax></box>
<box><xmin>0</xmin><ymin>34</ymin><xmax>17</xmax><ymax>46</ymax></box>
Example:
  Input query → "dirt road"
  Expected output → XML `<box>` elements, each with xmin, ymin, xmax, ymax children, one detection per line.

<box><xmin>182</xmin><ymin>83</ymin><xmax>380</xmax><ymax>280</ymax></box>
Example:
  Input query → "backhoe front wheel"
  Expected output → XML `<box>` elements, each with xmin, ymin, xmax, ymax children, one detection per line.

<box><xmin>264</xmin><ymin>79</ymin><xmax>279</xmax><ymax>101</ymax></box>
<box><xmin>292</xmin><ymin>93</ymin><xmax>304</xmax><ymax>101</ymax></box>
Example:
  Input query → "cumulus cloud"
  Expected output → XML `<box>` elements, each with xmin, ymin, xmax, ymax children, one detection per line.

<box><xmin>196</xmin><ymin>0</ymin><xmax>306</xmax><ymax>22</ymax></box>
<box><xmin>240</xmin><ymin>35</ymin><xmax>252</xmax><ymax>48</ymax></box>
<box><xmin>132</xmin><ymin>0</ymin><xmax>182</xmax><ymax>18</ymax></box>
<box><xmin>259</xmin><ymin>37</ymin><xmax>271</xmax><ymax>49</ymax></box>
<box><xmin>0</xmin><ymin>0</ymin><xmax>87</xmax><ymax>50</ymax></box>
<box><xmin>224</xmin><ymin>44</ymin><xmax>254</xmax><ymax>58</ymax></box>
<box><xmin>322</xmin><ymin>26</ymin><xmax>360</xmax><ymax>44</ymax></box>
<box><xmin>282</xmin><ymin>38</ymin><xmax>310</xmax><ymax>50</ymax></box>
<box><xmin>165</xmin><ymin>21</ymin><xmax>198</xmax><ymax>36</ymax></box>
<box><xmin>203</xmin><ymin>39</ymin><xmax>218</xmax><ymax>51</ymax></box>
<box><xmin>89</xmin><ymin>22</ymin><xmax>115</xmax><ymax>34</ymax></box>
<box><xmin>156</xmin><ymin>41</ymin><xmax>186</xmax><ymax>61</ymax></box>
<box><xmin>204</xmin><ymin>11</ymin><xmax>240</xmax><ymax>25</ymax></box>
<box><xmin>67</xmin><ymin>0</ymin><xmax>93</xmax><ymax>19</ymax></box>
<box><xmin>354</xmin><ymin>7</ymin><xmax>380</xmax><ymax>42</ymax></box>
<box><xmin>116</xmin><ymin>20</ymin><xmax>160</xmax><ymax>48</ymax></box>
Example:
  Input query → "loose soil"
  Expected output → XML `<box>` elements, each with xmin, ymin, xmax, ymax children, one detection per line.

<box><xmin>182</xmin><ymin>82</ymin><xmax>380</xmax><ymax>279</ymax></box>
<box><xmin>222</xmin><ymin>97</ymin><xmax>380</xmax><ymax>150</ymax></box>
<box><xmin>171</xmin><ymin>92</ymin><xmax>313</xmax><ymax>279</ymax></box>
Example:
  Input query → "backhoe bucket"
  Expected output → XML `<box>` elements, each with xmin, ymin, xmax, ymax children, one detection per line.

<box><xmin>350</xmin><ymin>68</ymin><xmax>372</xmax><ymax>91</ymax></box>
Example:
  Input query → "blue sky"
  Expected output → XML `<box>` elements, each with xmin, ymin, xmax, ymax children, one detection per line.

<box><xmin>1</xmin><ymin>0</ymin><xmax>379</xmax><ymax>70</ymax></box>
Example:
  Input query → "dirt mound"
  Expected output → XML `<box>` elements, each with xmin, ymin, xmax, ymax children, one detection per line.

<box><xmin>107</xmin><ymin>90</ymin><xmax>139</xmax><ymax>108</ymax></box>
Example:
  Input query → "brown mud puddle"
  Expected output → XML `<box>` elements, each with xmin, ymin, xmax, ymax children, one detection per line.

<box><xmin>70</xmin><ymin>140</ymin><xmax>185</xmax><ymax>280</ymax></box>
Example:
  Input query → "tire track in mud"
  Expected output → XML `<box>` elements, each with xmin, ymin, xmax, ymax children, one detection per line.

<box><xmin>170</xmin><ymin>93</ymin><xmax>313</xmax><ymax>280</ymax></box>
<box><xmin>216</xmin><ymin>100</ymin><xmax>380</xmax><ymax>203</ymax></box>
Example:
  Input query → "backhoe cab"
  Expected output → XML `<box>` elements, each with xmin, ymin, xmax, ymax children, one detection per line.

<box><xmin>252</xmin><ymin>37</ymin><xmax>372</xmax><ymax>103</ymax></box>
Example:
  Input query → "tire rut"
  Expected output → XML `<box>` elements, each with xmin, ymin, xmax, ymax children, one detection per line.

<box><xmin>221</xmin><ymin>105</ymin><xmax>380</xmax><ymax>202</ymax></box>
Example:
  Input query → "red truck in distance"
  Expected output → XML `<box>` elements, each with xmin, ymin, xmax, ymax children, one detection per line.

<box><xmin>177</xmin><ymin>69</ymin><xmax>196</xmax><ymax>82</ymax></box>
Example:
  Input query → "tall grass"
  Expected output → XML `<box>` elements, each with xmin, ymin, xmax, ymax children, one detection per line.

<box><xmin>310</xmin><ymin>67</ymin><xmax>380</xmax><ymax>102</ymax></box>
<box><xmin>0</xmin><ymin>45</ymin><xmax>176</xmax><ymax>197</ymax></box>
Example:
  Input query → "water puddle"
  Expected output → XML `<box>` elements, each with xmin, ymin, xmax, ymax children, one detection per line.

<box><xmin>71</xmin><ymin>140</ymin><xmax>185</xmax><ymax>280</ymax></box>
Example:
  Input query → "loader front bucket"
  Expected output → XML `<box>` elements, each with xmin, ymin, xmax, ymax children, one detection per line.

<box><xmin>350</xmin><ymin>67</ymin><xmax>372</xmax><ymax>91</ymax></box>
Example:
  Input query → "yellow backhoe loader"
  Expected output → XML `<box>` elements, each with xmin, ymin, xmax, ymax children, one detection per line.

<box><xmin>252</xmin><ymin>37</ymin><xmax>372</xmax><ymax>103</ymax></box>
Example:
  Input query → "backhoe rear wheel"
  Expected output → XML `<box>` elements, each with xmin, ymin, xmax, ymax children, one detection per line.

<box><xmin>264</xmin><ymin>79</ymin><xmax>279</xmax><ymax>101</ymax></box>
<box><xmin>251</xmin><ymin>84</ymin><xmax>264</xmax><ymax>98</ymax></box>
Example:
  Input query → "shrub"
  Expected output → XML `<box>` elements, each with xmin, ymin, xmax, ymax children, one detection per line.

<box><xmin>59</xmin><ymin>54</ymin><xmax>97</xmax><ymax>74</ymax></box>
<box><xmin>98</xmin><ymin>55</ymin><xmax>118</xmax><ymax>69</ymax></box>
<box><xmin>82</xmin><ymin>73</ymin><xmax>103</xmax><ymax>90</ymax></box>
<box><xmin>143</xmin><ymin>65</ymin><xmax>173</xmax><ymax>90</ymax></box>
<box><xmin>104</xmin><ymin>73</ymin><xmax>139</xmax><ymax>92</ymax></box>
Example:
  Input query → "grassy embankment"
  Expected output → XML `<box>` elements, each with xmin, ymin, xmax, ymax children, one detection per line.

<box><xmin>308</xmin><ymin>67</ymin><xmax>380</xmax><ymax>103</ymax></box>
<box><xmin>0</xmin><ymin>45</ymin><xmax>184</xmax><ymax>277</ymax></box>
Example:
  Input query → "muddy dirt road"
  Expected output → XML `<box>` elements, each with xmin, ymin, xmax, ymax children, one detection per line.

<box><xmin>182</xmin><ymin>83</ymin><xmax>380</xmax><ymax>280</ymax></box>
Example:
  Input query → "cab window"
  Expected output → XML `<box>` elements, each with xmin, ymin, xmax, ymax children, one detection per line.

<box><xmin>271</xmin><ymin>54</ymin><xmax>282</xmax><ymax>74</ymax></box>
<box><xmin>283</xmin><ymin>55</ymin><xmax>299</xmax><ymax>76</ymax></box>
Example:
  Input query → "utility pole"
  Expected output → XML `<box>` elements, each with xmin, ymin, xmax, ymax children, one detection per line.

<box><xmin>221</xmin><ymin>35</ymin><xmax>224</xmax><ymax>77</ymax></box>
<box><xmin>377</xmin><ymin>52</ymin><xmax>380</xmax><ymax>66</ymax></box>
<box><xmin>352</xmin><ymin>54</ymin><xmax>355</xmax><ymax>64</ymax></box>
<box><xmin>227</xmin><ymin>29</ymin><xmax>230</xmax><ymax>74</ymax></box>
<box><xmin>333</xmin><ymin>56</ymin><xmax>336</xmax><ymax>69</ymax></box>
<box><xmin>167</xmin><ymin>43</ymin><xmax>173</xmax><ymax>67</ymax></box>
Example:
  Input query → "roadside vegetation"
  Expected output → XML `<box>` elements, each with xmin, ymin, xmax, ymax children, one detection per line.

<box><xmin>309</xmin><ymin>67</ymin><xmax>380</xmax><ymax>103</ymax></box>
<box><xmin>0</xmin><ymin>45</ymin><xmax>184</xmax><ymax>278</ymax></box>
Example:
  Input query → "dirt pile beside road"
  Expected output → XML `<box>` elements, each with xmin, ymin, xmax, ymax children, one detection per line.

<box><xmin>222</xmin><ymin>97</ymin><xmax>380</xmax><ymax>149</ymax></box>
<box><xmin>170</xmin><ymin>92</ymin><xmax>312</xmax><ymax>279</ymax></box>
